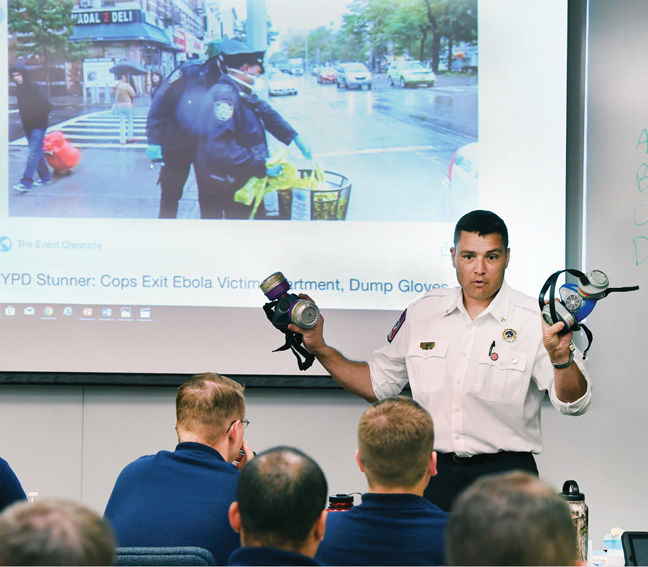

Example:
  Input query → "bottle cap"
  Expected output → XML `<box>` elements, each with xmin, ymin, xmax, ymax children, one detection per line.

<box><xmin>561</xmin><ymin>479</ymin><xmax>585</xmax><ymax>501</ymax></box>
<box><xmin>328</xmin><ymin>493</ymin><xmax>354</xmax><ymax>505</ymax></box>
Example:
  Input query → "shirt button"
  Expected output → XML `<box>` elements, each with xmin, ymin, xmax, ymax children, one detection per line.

<box><xmin>454</xmin><ymin>434</ymin><xmax>460</xmax><ymax>440</ymax></box>
<box><xmin>454</xmin><ymin>407</ymin><xmax>461</xmax><ymax>413</ymax></box>
<box><xmin>512</xmin><ymin>358</ymin><xmax>518</xmax><ymax>365</ymax></box>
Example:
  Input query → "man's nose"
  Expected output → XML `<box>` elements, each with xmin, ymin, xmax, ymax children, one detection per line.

<box><xmin>474</xmin><ymin>258</ymin><xmax>486</xmax><ymax>273</ymax></box>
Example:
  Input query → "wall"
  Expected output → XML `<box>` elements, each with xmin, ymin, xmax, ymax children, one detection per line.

<box><xmin>0</xmin><ymin>385</ymin><xmax>369</xmax><ymax>515</ymax></box>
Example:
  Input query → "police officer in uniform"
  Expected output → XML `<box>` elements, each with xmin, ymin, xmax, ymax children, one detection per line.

<box><xmin>146</xmin><ymin>56</ymin><xmax>221</xmax><ymax>218</ymax></box>
<box><xmin>195</xmin><ymin>40</ymin><xmax>312</xmax><ymax>219</ymax></box>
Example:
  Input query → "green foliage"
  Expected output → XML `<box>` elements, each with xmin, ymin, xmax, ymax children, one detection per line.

<box><xmin>264</xmin><ymin>0</ymin><xmax>476</xmax><ymax>70</ymax></box>
<box><xmin>8</xmin><ymin>0</ymin><xmax>77</xmax><ymax>61</ymax></box>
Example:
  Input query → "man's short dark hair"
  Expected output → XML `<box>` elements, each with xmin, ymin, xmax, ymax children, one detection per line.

<box><xmin>453</xmin><ymin>210</ymin><xmax>509</xmax><ymax>248</ymax></box>
<box><xmin>0</xmin><ymin>498</ymin><xmax>116</xmax><ymax>566</ymax></box>
<box><xmin>446</xmin><ymin>471</ymin><xmax>577</xmax><ymax>566</ymax></box>
<box><xmin>236</xmin><ymin>446</ymin><xmax>327</xmax><ymax>549</ymax></box>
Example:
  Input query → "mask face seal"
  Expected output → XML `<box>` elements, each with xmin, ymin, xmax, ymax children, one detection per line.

<box><xmin>538</xmin><ymin>268</ymin><xmax>639</xmax><ymax>358</ymax></box>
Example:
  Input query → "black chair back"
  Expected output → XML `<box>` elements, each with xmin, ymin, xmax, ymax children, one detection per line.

<box><xmin>115</xmin><ymin>546</ymin><xmax>215</xmax><ymax>566</ymax></box>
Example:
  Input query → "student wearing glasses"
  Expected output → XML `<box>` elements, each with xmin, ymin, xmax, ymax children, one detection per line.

<box><xmin>104</xmin><ymin>372</ymin><xmax>254</xmax><ymax>564</ymax></box>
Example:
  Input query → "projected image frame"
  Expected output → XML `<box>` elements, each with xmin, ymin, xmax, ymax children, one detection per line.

<box><xmin>1</xmin><ymin>0</ymin><xmax>579</xmax><ymax>385</ymax></box>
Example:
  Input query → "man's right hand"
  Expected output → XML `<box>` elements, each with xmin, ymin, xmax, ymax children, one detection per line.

<box><xmin>287</xmin><ymin>294</ymin><xmax>326</xmax><ymax>354</ymax></box>
<box><xmin>146</xmin><ymin>144</ymin><xmax>163</xmax><ymax>161</ymax></box>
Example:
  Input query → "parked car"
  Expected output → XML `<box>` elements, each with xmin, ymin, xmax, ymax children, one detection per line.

<box><xmin>387</xmin><ymin>60</ymin><xmax>436</xmax><ymax>88</ymax></box>
<box><xmin>336</xmin><ymin>62</ymin><xmax>372</xmax><ymax>90</ymax></box>
<box><xmin>317</xmin><ymin>66</ymin><xmax>337</xmax><ymax>84</ymax></box>
<box><xmin>267</xmin><ymin>69</ymin><xmax>298</xmax><ymax>96</ymax></box>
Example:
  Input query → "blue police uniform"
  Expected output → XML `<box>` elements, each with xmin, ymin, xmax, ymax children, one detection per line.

<box><xmin>195</xmin><ymin>74</ymin><xmax>297</xmax><ymax>219</ymax></box>
<box><xmin>147</xmin><ymin>59</ymin><xmax>220</xmax><ymax>218</ymax></box>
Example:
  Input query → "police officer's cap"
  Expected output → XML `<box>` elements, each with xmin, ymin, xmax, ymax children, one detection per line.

<box><xmin>220</xmin><ymin>39</ymin><xmax>265</xmax><ymax>73</ymax></box>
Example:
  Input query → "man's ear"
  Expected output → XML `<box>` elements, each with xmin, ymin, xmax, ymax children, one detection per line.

<box><xmin>428</xmin><ymin>450</ymin><xmax>438</xmax><ymax>477</ymax></box>
<box><xmin>450</xmin><ymin>247</ymin><xmax>456</xmax><ymax>268</ymax></box>
<box><xmin>355</xmin><ymin>449</ymin><xmax>365</xmax><ymax>473</ymax></box>
<box><xmin>314</xmin><ymin>509</ymin><xmax>327</xmax><ymax>542</ymax></box>
<box><xmin>228</xmin><ymin>501</ymin><xmax>242</xmax><ymax>533</ymax></box>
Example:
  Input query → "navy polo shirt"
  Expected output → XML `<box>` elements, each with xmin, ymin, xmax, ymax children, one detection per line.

<box><xmin>104</xmin><ymin>442</ymin><xmax>240</xmax><ymax>565</ymax></box>
<box><xmin>315</xmin><ymin>492</ymin><xmax>447</xmax><ymax>565</ymax></box>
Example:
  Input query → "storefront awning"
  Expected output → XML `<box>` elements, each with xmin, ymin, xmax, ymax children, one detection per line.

<box><xmin>70</xmin><ymin>22</ymin><xmax>174</xmax><ymax>47</ymax></box>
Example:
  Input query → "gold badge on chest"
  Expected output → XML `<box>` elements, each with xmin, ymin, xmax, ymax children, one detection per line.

<box><xmin>502</xmin><ymin>328</ymin><xmax>517</xmax><ymax>342</ymax></box>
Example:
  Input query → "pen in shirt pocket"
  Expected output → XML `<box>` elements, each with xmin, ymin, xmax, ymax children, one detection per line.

<box><xmin>488</xmin><ymin>340</ymin><xmax>498</xmax><ymax>361</ymax></box>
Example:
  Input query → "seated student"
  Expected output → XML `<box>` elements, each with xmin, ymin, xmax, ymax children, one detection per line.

<box><xmin>0</xmin><ymin>498</ymin><xmax>116</xmax><ymax>566</ymax></box>
<box><xmin>315</xmin><ymin>396</ymin><xmax>447</xmax><ymax>566</ymax></box>
<box><xmin>445</xmin><ymin>470</ymin><xmax>578</xmax><ymax>566</ymax></box>
<box><xmin>227</xmin><ymin>446</ymin><xmax>328</xmax><ymax>566</ymax></box>
<box><xmin>104</xmin><ymin>372</ymin><xmax>255</xmax><ymax>565</ymax></box>
<box><xmin>0</xmin><ymin>457</ymin><xmax>26</xmax><ymax>513</ymax></box>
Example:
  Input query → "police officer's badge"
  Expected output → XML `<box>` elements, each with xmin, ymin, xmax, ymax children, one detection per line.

<box><xmin>214</xmin><ymin>101</ymin><xmax>234</xmax><ymax>121</ymax></box>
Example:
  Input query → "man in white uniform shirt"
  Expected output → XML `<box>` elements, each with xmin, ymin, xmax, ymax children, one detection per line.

<box><xmin>290</xmin><ymin>210</ymin><xmax>591</xmax><ymax>511</ymax></box>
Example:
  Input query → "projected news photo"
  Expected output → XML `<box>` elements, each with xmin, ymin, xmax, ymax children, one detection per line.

<box><xmin>2</xmin><ymin>0</ymin><xmax>568</xmax><ymax>380</ymax></box>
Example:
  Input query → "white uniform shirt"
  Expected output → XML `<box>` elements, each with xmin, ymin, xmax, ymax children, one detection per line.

<box><xmin>369</xmin><ymin>282</ymin><xmax>592</xmax><ymax>457</ymax></box>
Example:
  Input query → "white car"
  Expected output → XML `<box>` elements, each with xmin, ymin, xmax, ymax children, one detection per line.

<box><xmin>387</xmin><ymin>60</ymin><xmax>436</xmax><ymax>88</ymax></box>
<box><xmin>267</xmin><ymin>70</ymin><xmax>298</xmax><ymax>96</ymax></box>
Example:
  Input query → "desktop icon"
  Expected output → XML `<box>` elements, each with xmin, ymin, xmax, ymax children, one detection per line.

<box><xmin>82</xmin><ymin>307</ymin><xmax>93</xmax><ymax>317</ymax></box>
<box><xmin>63</xmin><ymin>306</ymin><xmax>73</xmax><ymax>316</ymax></box>
<box><xmin>101</xmin><ymin>307</ymin><xmax>112</xmax><ymax>318</ymax></box>
<box><xmin>43</xmin><ymin>306</ymin><xmax>54</xmax><ymax>317</ymax></box>
<box><xmin>5</xmin><ymin>306</ymin><xmax>15</xmax><ymax>316</ymax></box>
<box><xmin>139</xmin><ymin>307</ymin><xmax>151</xmax><ymax>319</ymax></box>
<box><xmin>24</xmin><ymin>306</ymin><xmax>35</xmax><ymax>315</ymax></box>
<box><xmin>120</xmin><ymin>307</ymin><xmax>132</xmax><ymax>318</ymax></box>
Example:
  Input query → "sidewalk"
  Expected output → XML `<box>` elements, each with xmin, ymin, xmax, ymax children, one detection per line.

<box><xmin>8</xmin><ymin>92</ymin><xmax>201</xmax><ymax>220</ymax></box>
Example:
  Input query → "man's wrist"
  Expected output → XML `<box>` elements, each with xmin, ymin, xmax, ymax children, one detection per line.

<box><xmin>552</xmin><ymin>343</ymin><xmax>575</xmax><ymax>369</ymax></box>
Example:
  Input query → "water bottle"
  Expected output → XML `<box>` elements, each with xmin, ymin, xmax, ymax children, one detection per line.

<box><xmin>327</xmin><ymin>493</ymin><xmax>353</xmax><ymax>512</ymax></box>
<box><xmin>561</xmin><ymin>480</ymin><xmax>588</xmax><ymax>563</ymax></box>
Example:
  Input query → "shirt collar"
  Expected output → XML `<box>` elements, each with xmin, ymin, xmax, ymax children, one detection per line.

<box><xmin>442</xmin><ymin>281</ymin><xmax>511</xmax><ymax>326</ymax></box>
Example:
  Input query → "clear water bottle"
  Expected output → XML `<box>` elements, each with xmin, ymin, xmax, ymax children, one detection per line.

<box><xmin>561</xmin><ymin>480</ymin><xmax>588</xmax><ymax>564</ymax></box>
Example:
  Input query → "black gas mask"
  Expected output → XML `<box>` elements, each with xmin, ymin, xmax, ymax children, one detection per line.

<box><xmin>260</xmin><ymin>272</ymin><xmax>320</xmax><ymax>370</ymax></box>
<box><xmin>538</xmin><ymin>268</ymin><xmax>639</xmax><ymax>357</ymax></box>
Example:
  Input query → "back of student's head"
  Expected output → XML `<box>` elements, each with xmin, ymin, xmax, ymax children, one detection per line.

<box><xmin>453</xmin><ymin>209</ymin><xmax>509</xmax><ymax>248</ymax></box>
<box><xmin>0</xmin><ymin>498</ymin><xmax>115</xmax><ymax>566</ymax></box>
<box><xmin>446</xmin><ymin>470</ymin><xmax>577</xmax><ymax>566</ymax></box>
<box><xmin>236</xmin><ymin>446</ymin><xmax>327</xmax><ymax>549</ymax></box>
<box><xmin>358</xmin><ymin>396</ymin><xmax>434</xmax><ymax>489</ymax></box>
<box><xmin>176</xmin><ymin>372</ymin><xmax>245</xmax><ymax>439</ymax></box>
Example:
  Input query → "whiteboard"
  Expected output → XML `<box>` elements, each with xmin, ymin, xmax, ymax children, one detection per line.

<box><xmin>538</xmin><ymin>0</ymin><xmax>648</xmax><ymax>548</ymax></box>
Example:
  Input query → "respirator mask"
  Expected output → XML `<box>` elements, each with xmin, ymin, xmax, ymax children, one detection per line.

<box><xmin>260</xmin><ymin>272</ymin><xmax>320</xmax><ymax>370</ymax></box>
<box><xmin>538</xmin><ymin>268</ymin><xmax>639</xmax><ymax>357</ymax></box>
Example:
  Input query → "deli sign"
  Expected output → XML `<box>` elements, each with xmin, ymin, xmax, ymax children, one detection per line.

<box><xmin>72</xmin><ymin>9</ymin><xmax>143</xmax><ymax>25</ymax></box>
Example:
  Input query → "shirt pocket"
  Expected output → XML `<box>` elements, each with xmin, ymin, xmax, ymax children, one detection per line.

<box><xmin>476</xmin><ymin>349</ymin><xmax>528</xmax><ymax>403</ymax></box>
<box><xmin>405</xmin><ymin>340</ymin><xmax>449</xmax><ymax>393</ymax></box>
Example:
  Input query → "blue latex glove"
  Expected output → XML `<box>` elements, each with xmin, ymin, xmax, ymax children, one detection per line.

<box><xmin>266</xmin><ymin>163</ymin><xmax>283</xmax><ymax>177</ymax></box>
<box><xmin>146</xmin><ymin>144</ymin><xmax>163</xmax><ymax>161</ymax></box>
<box><xmin>293</xmin><ymin>135</ymin><xmax>312</xmax><ymax>160</ymax></box>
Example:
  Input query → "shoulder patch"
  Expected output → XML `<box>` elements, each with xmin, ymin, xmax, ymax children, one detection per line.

<box><xmin>387</xmin><ymin>309</ymin><xmax>407</xmax><ymax>343</ymax></box>
<box><xmin>214</xmin><ymin>100</ymin><xmax>234</xmax><ymax>121</ymax></box>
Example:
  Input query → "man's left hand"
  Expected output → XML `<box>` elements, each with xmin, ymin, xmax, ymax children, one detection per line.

<box><xmin>542</xmin><ymin>319</ymin><xmax>573</xmax><ymax>364</ymax></box>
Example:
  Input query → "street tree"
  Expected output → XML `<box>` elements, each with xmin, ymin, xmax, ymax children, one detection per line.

<box><xmin>8</xmin><ymin>0</ymin><xmax>78</xmax><ymax>92</ymax></box>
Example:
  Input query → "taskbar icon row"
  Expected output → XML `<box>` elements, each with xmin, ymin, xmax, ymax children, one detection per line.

<box><xmin>1</xmin><ymin>305</ymin><xmax>154</xmax><ymax>321</ymax></box>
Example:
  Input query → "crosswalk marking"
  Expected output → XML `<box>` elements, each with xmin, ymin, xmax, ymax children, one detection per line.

<box><xmin>9</xmin><ymin>110</ymin><xmax>149</xmax><ymax>149</ymax></box>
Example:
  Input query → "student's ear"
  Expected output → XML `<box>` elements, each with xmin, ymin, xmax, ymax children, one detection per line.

<box><xmin>314</xmin><ymin>509</ymin><xmax>327</xmax><ymax>542</ymax></box>
<box><xmin>428</xmin><ymin>450</ymin><xmax>438</xmax><ymax>477</ymax></box>
<box><xmin>355</xmin><ymin>449</ymin><xmax>365</xmax><ymax>473</ymax></box>
<box><xmin>228</xmin><ymin>501</ymin><xmax>242</xmax><ymax>533</ymax></box>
